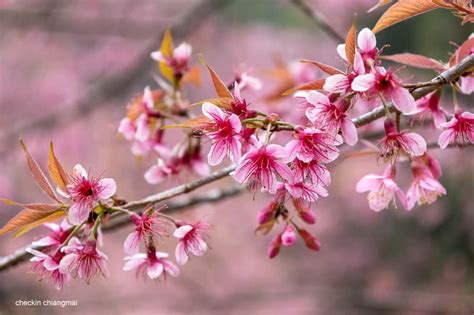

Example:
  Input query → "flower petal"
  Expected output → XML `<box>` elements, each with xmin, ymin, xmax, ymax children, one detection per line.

<box><xmin>98</xmin><ymin>178</ymin><xmax>117</xmax><ymax>199</ymax></box>
<box><xmin>173</xmin><ymin>225</ymin><xmax>193</xmax><ymax>238</ymax></box>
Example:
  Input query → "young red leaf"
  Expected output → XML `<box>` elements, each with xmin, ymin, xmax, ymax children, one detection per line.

<box><xmin>381</xmin><ymin>53</ymin><xmax>446</xmax><ymax>72</ymax></box>
<box><xmin>14</xmin><ymin>210</ymin><xmax>65</xmax><ymax>238</ymax></box>
<box><xmin>158</xmin><ymin>29</ymin><xmax>175</xmax><ymax>83</ymax></box>
<box><xmin>0</xmin><ymin>208</ymin><xmax>65</xmax><ymax>237</ymax></box>
<box><xmin>283</xmin><ymin>79</ymin><xmax>326</xmax><ymax>96</ymax></box>
<box><xmin>19</xmin><ymin>140</ymin><xmax>60</xmax><ymax>202</ymax></box>
<box><xmin>199</xmin><ymin>56</ymin><xmax>233</xmax><ymax>99</ymax></box>
<box><xmin>192</xmin><ymin>97</ymin><xmax>234</xmax><ymax>110</ymax></box>
<box><xmin>48</xmin><ymin>142</ymin><xmax>70</xmax><ymax>193</ymax></box>
<box><xmin>455</xmin><ymin>37</ymin><xmax>474</xmax><ymax>65</ymax></box>
<box><xmin>300</xmin><ymin>59</ymin><xmax>345</xmax><ymax>75</ymax></box>
<box><xmin>372</xmin><ymin>0</ymin><xmax>441</xmax><ymax>33</ymax></box>
<box><xmin>163</xmin><ymin>115</ymin><xmax>211</xmax><ymax>129</ymax></box>
<box><xmin>0</xmin><ymin>198</ymin><xmax>64</xmax><ymax>212</ymax></box>
<box><xmin>345</xmin><ymin>18</ymin><xmax>357</xmax><ymax>65</ymax></box>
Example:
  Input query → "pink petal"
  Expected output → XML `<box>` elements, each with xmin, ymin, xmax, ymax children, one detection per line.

<box><xmin>123</xmin><ymin>254</ymin><xmax>146</xmax><ymax>271</ymax></box>
<box><xmin>356</xmin><ymin>175</ymin><xmax>383</xmax><ymax>193</ymax></box>
<box><xmin>351</xmin><ymin>74</ymin><xmax>375</xmax><ymax>92</ymax></box>
<box><xmin>228</xmin><ymin>114</ymin><xmax>242</xmax><ymax>133</ymax></box>
<box><xmin>144</xmin><ymin>163</ymin><xmax>164</xmax><ymax>185</ymax></box>
<box><xmin>98</xmin><ymin>178</ymin><xmax>117</xmax><ymax>199</ymax></box>
<box><xmin>118</xmin><ymin>118</ymin><xmax>136</xmax><ymax>141</ymax></box>
<box><xmin>388</xmin><ymin>87</ymin><xmax>415</xmax><ymax>113</ymax></box>
<box><xmin>230</xmin><ymin>138</ymin><xmax>242</xmax><ymax>163</ymax></box>
<box><xmin>32</xmin><ymin>236</ymin><xmax>58</xmax><ymax>247</ymax></box>
<box><xmin>58</xmin><ymin>253</ymin><xmax>77</xmax><ymax>274</ymax></box>
<box><xmin>353</xmin><ymin>52</ymin><xmax>365</xmax><ymax>75</ymax></box>
<box><xmin>147</xmin><ymin>262</ymin><xmax>164</xmax><ymax>279</ymax></box>
<box><xmin>73</xmin><ymin>164</ymin><xmax>87</xmax><ymax>178</ymax></box>
<box><xmin>403</xmin><ymin>133</ymin><xmax>427</xmax><ymax>156</ymax></box>
<box><xmin>323</xmin><ymin>74</ymin><xmax>350</xmax><ymax>93</ymax></box>
<box><xmin>150</xmin><ymin>51</ymin><xmax>164</xmax><ymax>62</ymax></box>
<box><xmin>208</xmin><ymin>142</ymin><xmax>227</xmax><ymax>166</ymax></box>
<box><xmin>438</xmin><ymin>130</ymin><xmax>453</xmax><ymax>149</ymax></box>
<box><xmin>135</xmin><ymin>115</ymin><xmax>150</xmax><ymax>142</ymax></box>
<box><xmin>304</xmin><ymin>91</ymin><xmax>330</xmax><ymax>106</ymax></box>
<box><xmin>68</xmin><ymin>202</ymin><xmax>91</xmax><ymax>225</ymax></box>
<box><xmin>202</xmin><ymin>102</ymin><xmax>225</xmax><ymax>121</ymax></box>
<box><xmin>460</xmin><ymin>76</ymin><xmax>474</xmax><ymax>95</ymax></box>
<box><xmin>337</xmin><ymin>44</ymin><xmax>347</xmax><ymax>61</ymax></box>
<box><xmin>163</xmin><ymin>261</ymin><xmax>180</xmax><ymax>277</ymax></box>
<box><xmin>341</xmin><ymin>117</ymin><xmax>358</xmax><ymax>146</ymax></box>
<box><xmin>43</xmin><ymin>257</ymin><xmax>59</xmax><ymax>271</ymax></box>
<box><xmin>357</xmin><ymin>28</ymin><xmax>376</xmax><ymax>52</ymax></box>
<box><xmin>175</xmin><ymin>242</ymin><xmax>189</xmax><ymax>265</ymax></box>
<box><xmin>174</xmin><ymin>225</ymin><xmax>193</xmax><ymax>238</ymax></box>
<box><xmin>174</xmin><ymin>42</ymin><xmax>192</xmax><ymax>60</ymax></box>
<box><xmin>406</xmin><ymin>184</ymin><xmax>417</xmax><ymax>210</ymax></box>
<box><xmin>123</xmin><ymin>231</ymin><xmax>141</xmax><ymax>255</ymax></box>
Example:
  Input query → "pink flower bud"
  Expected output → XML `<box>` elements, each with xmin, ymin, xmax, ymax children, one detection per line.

<box><xmin>257</xmin><ymin>201</ymin><xmax>277</xmax><ymax>225</ymax></box>
<box><xmin>293</xmin><ymin>199</ymin><xmax>317</xmax><ymax>225</ymax></box>
<box><xmin>267</xmin><ymin>233</ymin><xmax>282</xmax><ymax>259</ymax></box>
<box><xmin>297</xmin><ymin>228</ymin><xmax>320</xmax><ymax>251</ymax></box>
<box><xmin>281</xmin><ymin>225</ymin><xmax>297</xmax><ymax>247</ymax></box>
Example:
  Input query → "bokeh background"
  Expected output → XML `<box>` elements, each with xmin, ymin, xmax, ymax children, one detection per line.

<box><xmin>0</xmin><ymin>0</ymin><xmax>473</xmax><ymax>314</ymax></box>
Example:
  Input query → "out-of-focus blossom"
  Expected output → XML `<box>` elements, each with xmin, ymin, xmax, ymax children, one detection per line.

<box><xmin>201</xmin><ymin>102</ymin><xmax>242</xmax><ymax>166</ymax></box>
<box><xmin>60</xmin><ymin>239</ymin><xmax>108</xmax><ymax>283</ymax></box>
<box><xmin>151</xmin><ymin>42</ymin><xmax>192</xmax><ymax>76</ymax></box>
<box><xmin>26</xmin><ymin>248</ymin><xmax>69</xmax><ymax>290</ymax></box>
<box><xmin>378</xmin><ymin>118</ymin><xmax>427</xmax><ymax>161</ymax></box>
<box><xmin>406</xmin><ymin>163</ymin><xmax>446</xmax><ymax>210</ymax></box>
<box><xmin>352</xmin><ymin>67</ymin><xmax>416</xmax><ymax>114</ymax></box>
<box><xmin>123</xmin><ymin>249</ymin><xmax>179</xmax><ymax>280</ymax></box>
<box><xmin>407</xmin><ymin>92</ymin><xmax>447</xmax><ymax>128</ymax></box>
<box><xmin>63</xmin><ymin>164</ymin><xmax>116</xmax><ymax>225</ymax></box>
<box><xmin>124</xmin><ymin>210</ymin><xmax>169</xmax><ymax>255</ymax></box>
<box><xmin>144</xmin><ymin>158</ymin><xmax>177</xmax><ymax>185</ymax></box>
<box><xmin>174</xmin><ymin>221</ymin><xmax>210</xmax><ymax>265</ymax></box>
<box><xmin>234</xmin><ymin>71</ymin><xmax>262</xmax><ymax>91</ymax></box>
<box><xmin>295</xmin><ymin>91</ymin><xmax>358</xmax><ymax>145</ymax></box>
<box><xmin>233</xmin><ymin>137</ymin><xmax>292</xmax><ymax>193</ymax></box>
<box><xmin>356</xmin><ymin>165</ymin><xmax>407</xmax><ymax>211</ymax></box>
<box><xmin>438</xmin><ymin>109</ymin><xmax>474</xmax><ymax>148</ymax></box>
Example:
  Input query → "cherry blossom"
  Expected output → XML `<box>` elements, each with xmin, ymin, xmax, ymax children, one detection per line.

<box><xmin>406</xmin><ymin>163</ymin><xmax>446</xmax><ymax>210</ymax></box>
<box><xmin>438</xmin><ymin>109</ymin><xmax>474</xmax><ymax>148</ymax></box>
<box><xmin>31</xmin><ymin>220</ymin><xmax>71</xmax><ymax>249</ymax></box>
<box><xmin>151</xmin><ymin>42</ymin><xmax>192</xmax><ymax>76</ymax></box>
<box><xmin>26</xmin><ymin>248</ymin><xmax>70</xmax><ymax>290</ymax></box>
<box><xmin>174</xmin><ymin>221</ymin><xmax>211</xmax><ymax>265</ymax></box>
<box><xmin>356</xmin><ymin>165</ymin><xmax>407</xmax><ymax>211</ymax></box>
<box><xmin>123</xmin><ymin>248</ymin><xmax>179</xmax><ymax>280</ymax></box>
<box><xmin>407</xmin><ymin>92</ymin><xmax>447</xmax><ymax>128</ymax></box>
<box><xmin>124</xmin><ymin>210</ymin><xmax>169</xmax><ymax>255</ymax></box>
<box><xmin>60</xmin><ymin>239</ymin><xmax>108</xmax><ymax>283</ymax></box>
<box><xmin>63</xmin><ymin>164</ymin><xmax>116</xmax><ymax>225</ymax></box>
<box><xmin>201</xmin><ymin>102</ymin><xmax>242</xmax><ymax>166</ymax></box>
<box><xmin>233</xmin><ymin>137</ymin><xmax>292</xmax><ymax>193</ymax></box>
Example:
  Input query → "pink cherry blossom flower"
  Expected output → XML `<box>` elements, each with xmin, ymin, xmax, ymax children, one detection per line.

<box><xmin>324</xmin><ymin>51</ymin><xmax>365</xmax><ymax>94</ymax></box>
<box><xmin>407</xmin><ymin>92</ymin><xmax>447</xmax><ymax>128</ymax></box>
<box><xmin>201</xmin><ymin>102</ymin><xmax>242</xmax><ymax>166</ymax></box>
<box><xmin>284</xmin><ymin>176</ymin><xmax>328</xmax><ymax>202</ymax></box>
<box><xmin>292</xmin><ymin>158</ymin><xmax>331</xmax><ymax>186</ymax></box>
<box><xmin>438</xmin><ymin>109</ymin><xmax>474</xmax><ymax>148</ymax></box>
<box><xmin>174</xmin><ymin>221</ymin><xmax>211</xmax><ymax>265</ymax></box>
<box><xmin>124</xmin><ymin>210</ymin><xmax>169</xmax><ymax>255</ymax></box>
<box><xmin>64</xmin><ymin>164</ymin><xmax>116</xmax><ymax>225</ymax></box>
<box><xmin>232</xmin><ymin>137</ymin><xmax>292</xmax><ymax>193</ymax></box>
<box><xmin>31</xmin><ymin>220</ymin><xmax>71</xmax><ymax>249</ymax></box>
<box><xmin>144</xmin><ymin>158</ymin><xmax>177</xmax><ymax>185</ymax></box>
<box><xmin>26</xmin><ymin>248</ymin><xmax>69</xmax><ymax>290</ymax></box>
<box><xmin>352</xmin><ymin>67</ymin><xmax>416</xmax><ymax>113</ymax></box>
<box><xmin>281</xmin><ymin>224</ymin><xmax>297</xmax><ymax>246</ymax></box>
<box><xmin>285</xmin><ymin>127</ymin><xmax>341</xmax><ymax>164</ymax></box>
<box><xmin>257</xmin><ymin>200</ymin><xmax>280</xmax><ymax>225</ymax></box>
<box><xmin>356</xmin><ymin>165</ymin><xmax>407</xmax><ymax>211</ymax></box>
<box><xmin>60</xmin><ymin>239</ymin><xmax>108</xmax><ymax>283</ymax></box>
<box><xmin>406</xmin><ymin>163</ymin><xmax>446</xmax><ymax>210</ymax></box>
<box><xmin>151</xmin><ymin>42</ymin><xmax>192</xmax><ymax>76</ymax></box>
<box><xmin>288</xmin><ymin>60</ymin><xmax>317</xmax><ymax>84</ymax></box>
<box><xmin>336</xmin><ymin>28</ymin><xmax>379</xmax><ymax>66</ymax></box>
<box><xmin>123</xmin><ymin>248</ymin><xmax>179</xmax><ymax>280</ymax></box>
<box><xmin>378</xmin><ymin>118</ymin><xmax>427</xmax><ymax>161</ymax></box>
<box><xmin>295</xmin><ymin>91</ymin><xmax>358</xmax><ymax>145</ymax></box>
<box><xmin>234</xmin><ymin>71</ymin><xmax>262</xmax><ymax>91</ymax></box>
<box><xmin>421</xmin><ymin>153</ymin><xmax>442</xmax><ymax>179</ymax></box>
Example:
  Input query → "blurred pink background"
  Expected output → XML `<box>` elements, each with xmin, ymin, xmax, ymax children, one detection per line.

<box><xmin>0</xmin><ymin>0</ymin><xmax>473</xmax><ymax>314</ymax></box>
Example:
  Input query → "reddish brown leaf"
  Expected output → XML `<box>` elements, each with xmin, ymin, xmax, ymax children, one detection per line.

<box><xmin>0</xmin><ymin>208</ymin><xmax>64</xmax><ymax>237</ymax></box>
<box><xmin>192</xmin><ymin>97</ymin><xmax>234</xmax><ymax>110</ymax></box>
<box><xmin>456</xmin><ymin>37</ymin><xmax>474</xmax><ymax>64</ymax></box>
<box><xmin>345</xmin><ymin>18</ymin><xmax>357</xmax><ymax>65</ymax></box>
<box><xmin>199</xmin><ymin>56</ymin><xmax>233</xmax><ymax>99</ymax></box>
<box><xmin>381</xmin><ymin>53</ymin><xmax>446</xmax><ymax>72</ymax></box>
<box><xmin>0</xmin><ymin>198</ymin><xmax>63</xmax><ymax>212</ymax></box>
<box><xmin>372</xmin><ymin>0</ymin><xmax>441</xmax><ymax>33</ymax></box>
<box><xmin>20</xmin><ymin>140</ymin><xmax>59</xmax><ymax>202</ymax></box>
<box><xmin>283</xmin><ymin>79</ymin><xmax>326</xmax><ymax>96</ymax></box>
<box><xmin>300</xmin><ymin>59</ymin><xmax>345</xmax><ymax>75</ymax></box>
<box><xmin>14</xmin><ymin>210</ymin><xmax>65</xmax><ymax>238</ymax></box>
<box><xmin>48</xmin><ymin>142</ymin><xmax>70</xmax><ymax>193</ymax></box>
<box><xmin>163</xmin><ymin>115</ymin><xmax>211</xmax><ymax>129</ymax></box>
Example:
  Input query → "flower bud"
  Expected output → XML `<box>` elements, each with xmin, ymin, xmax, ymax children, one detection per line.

<box><xmin>281</xmin><ymin>225</ymin><xmax>297</xmax><ymax>247</ymax></box>
<box><xmin>297</xmin><ymin>228</ymin><xmax>320</xmax><ymax>251</ymax></box>
<box><xmin>257</xmin><ymin>201</ymin><xmax>277</xmax><ymax>225</ymax></box>
<box><xmin>267</xmin><ymin>233</ymin><xmax>282</xmax><ymax>259</ymax></box>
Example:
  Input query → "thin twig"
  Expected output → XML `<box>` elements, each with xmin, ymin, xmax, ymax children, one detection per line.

<box><xmin>289</xmin><ymin>0</ymin><xmax>345</xmax><ymax>43</ymax></box>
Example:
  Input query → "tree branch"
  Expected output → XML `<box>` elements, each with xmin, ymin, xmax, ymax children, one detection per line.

<box><xmin>0</xmin><ymin>185</ymin><xmax>243</xmax><ymax>272</ymax></box>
